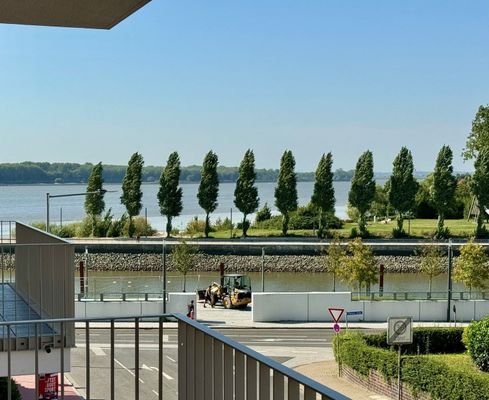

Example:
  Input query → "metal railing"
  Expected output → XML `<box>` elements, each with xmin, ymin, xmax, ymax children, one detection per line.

<box><xmin>351</xmin><ymin>291</ymin><xmax>489</xmax><ymax>301</ymax></box>
<box><xmin>1</xmin><ymin>313</ymin><xmax>349</xmax><ymax>400</ymax></box>
<box><xmin>76</xmin><ymin>292</ymin><xmax>165</xmax><ymax>301</ymax></box>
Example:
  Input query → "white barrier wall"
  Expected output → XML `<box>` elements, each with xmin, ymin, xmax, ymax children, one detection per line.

<box><xmin>252</xmin><ymin>292</ymin><xmax>489</xmax><ymax>322</ymax></box>
<box><xmin>75</xmin><ymin>293</ymin><xmax>197</xmax><ymax>319</ymax></box>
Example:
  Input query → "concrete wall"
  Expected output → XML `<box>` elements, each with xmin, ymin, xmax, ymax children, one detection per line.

<box><xmin>0</xmin><ymin>349</ymin><xmax>70</xmax><ymax>376</ymax></box>
<box><xmin>75</xmin><ymin>292</ymin><xmax>196</xmax><ymax>319</ymax></box>
<box><xmin>252</xmin><ymin>292</ymin><xmax>489</xmax><ymax>322</ymax></box>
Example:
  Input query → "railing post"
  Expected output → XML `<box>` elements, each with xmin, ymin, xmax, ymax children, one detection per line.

<box><xmin>110</xmin><ymin>319</ymin><xmax>115</xmax><ymax>400</ymax></box>
<box><xmin>159</xmin><ymin>317</ymin><xmax>163</xmax><ymax>400</ymax></box>
<box><xmin>86</xmin><ymin>321</ymin><xmax>91</xmax><ymax>400</ymax></box>
<box><xmin>135</xmin><ymin>317</ymin><xmax>139</xmax><ymax>400</ymax></box>
<box><xmin>178</xmin><ymin>320</ymin><xmax>188</xmax><ymax>400</ymax></box>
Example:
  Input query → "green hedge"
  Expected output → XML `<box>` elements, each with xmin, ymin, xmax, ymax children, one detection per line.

<box><xmin>335</xmin><ymin>332</ymin><xmax>489</xmax><ymax>400</ymax></box>
<box><xmin>364</xmin><ymin>327</ymin><xmax>466</xmax><ymax>354</ymax></box>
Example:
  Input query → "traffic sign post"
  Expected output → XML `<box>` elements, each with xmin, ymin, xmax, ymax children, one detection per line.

<box><xmin>387</xmin><ymin>317</ymin><xmax>413</xmax><ymax>400</ymax></box>
<box><xmin>328</xmin><ymin>307</ymin><xmax>345</xmax><ymax>377</ymax></box>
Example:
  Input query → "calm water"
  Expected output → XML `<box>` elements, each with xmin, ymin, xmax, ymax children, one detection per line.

<box><xmin>72</xmin><ymin>271</ymin><xmax>465</xmax><ymax>296</ymax></box>
<box><xmin>0</xmin><ymin>181</ymin><xmax>379</xmax><ymax>232</ymax></box>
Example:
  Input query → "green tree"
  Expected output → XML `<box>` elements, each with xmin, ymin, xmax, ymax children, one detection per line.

<box><xmin>370</xmin><ymin>184</ymin><xmax>393</xmax><ymax>220</ymax></box>
<box><xmin>454</xmin><ymin>238</ymin><xmax>489</xmax><ymax>295</ymax></box>
<box><xmin>471</xmin><ymin>150</ymin><xmax>489</xmax><ymax>237</ymax></box>
<box><xmin>432</xmin><ymin>145</ymin><xmax>457</xmax><ymax>238</ymax></box>
<box><xmin>274</xmin><ymin>150</ymin><xmax>298</xmax><ymax>236</ymax></box>
<box><xmin>234</xmin><ymin>149</ymin><xmax>259</xmax><ymax>237</ymax></box>
<box><xmin>158</xmin><ymin>152</ymin><xmax>183</xmax><ymax>237</ymax></box>
<box><xmin>311</xmin><ymin>153</ymin><xmax>335</xmax><ymax>238</ymax></box>
<box><xmin>464</xmin><ymin>105</ymin><xmax>489</xmax><ymax>160</ymax></box>
<box><xmin>120</xmin><ymin>152</ymin><xmax>144</xmax><ymax>237</ymax></box>
<box><xmin>84</xmin><ymin>162</ymin><xmax>105</xmax><ymax>236</ymax></box>
<box><xmin>388</xmin><ymin>147</ymin><xmax>418</xmax><ymax>235</ymax></box>
<box><xmin>171</xmin><ymin>240</ymin><xmax>197</xmax><ymax>292</ymax></box>
<box><xmin>340</xmin><ymin>237</ymin><xmax>377</xmax><ymax>295</ymax></box>
<box><xmin>198</xmin><ymin>151</ymin><xmax>219</xmax><ymax>238</ymax></box>
<box><xmin>348</xmin><ymin>151</ymin><xmax>375</xmax><ymax>236</ymax></box>
<box><xmin>321</xmin><ymin>236</ymin><xmax>345</xmax><ymax>292</ymax></box>
<box><xmin>418</xmin><ymin>244</ymin><xmax>445</xmax><ymax>296</ymax></box>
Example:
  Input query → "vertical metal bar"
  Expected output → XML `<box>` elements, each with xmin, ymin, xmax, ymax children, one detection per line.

<box><xmin>224</xmin><ymin>345</ymin><xmax>234</xmax><ymax>400</ymax></box>
<box><xmin>213</xmin><ymin>339</ymin><xmax>223</xmax><ymax>400</ymax></box>
<box><xmin>159</xmin><ymin>317</ymin><xmax>163</xmax><ymax>400</ymax></box>
<box><xmin>304</xmin><ymin>386</ymin><xmax>316</xmax><ymax>400</ymax></box>
<box><xmin>246</xmin><ymin>357</ymin><xmax>257</xmax><ymax>400</ymax></box>
<box><xmin>178</xmin><ymin>320</ymin><xmax>187</xmax><ymax>400</ymax></box>
<box><xmin>204</xmin><ymin>335</ymin><xmax>213</xmax><ymax>400</ymax></box>
<box><xmin>7</xmin><ymin>323</ymin><xmax>11</xmax><ymax>400</ymax></box>
<box><xmin>288</xmin><ymin>378</ymin><xmax>300</xmax><ymax>400</ymax></box>
<box><xmin>195</xmin><ymin>330</ymin><xmax>205</xmax><ymax>397</ymax></box>
<box><xmin>235</xmin><ymin>351</ymin><xmax>245</xmax><ymax>400</ymax></box>
<box><xmin>35</xmin><ymin>323</ymin><xmax>39</xmax><ymax>399</ymax></box>
<box><xmin>259</xmin><ymin>364</ymin><xmax>270</xmax><ymax>400</ymax></box>
<box><xmin>186</xmin><ymin>324</ymin><xmax>195</xmax><ymax>400</ymax></box>
<box><xmin>61</xmin><ymin>321</ymin><xmax>65</xmax><ymax>400</ymax></box>
<box><xmin>135</xmin><ymin>317</ymin><xmax>140</xmax><ymax>400</ymax></box>
<box><xmin>86</xmin><ymin>321</ymin><xmax>90</xmax><ymax>400</ymax></box>
<box><xmin>273</xmin><ymin>371</ymin><xmax>284</xmax><ymax>400</ymax></box>
<box><xmin>110</xmin><ymin>319</ymin><xmax>115</xmax><ymax>400</ymax></box>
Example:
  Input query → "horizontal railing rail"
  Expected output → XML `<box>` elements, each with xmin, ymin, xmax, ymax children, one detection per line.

<box><xmin>76</xmin><ymin>292</ymin><xmax>164</xmax><ymax>301</ymax></box>
<box><xmin>351</xmin><ymin>291</ymin><xmax>488</xmax><ymax>301</ymax></box>
<box><xmin>1</xmin><ymin>312</ymin><xmax>350</xmax><ymax>400</ymax></box>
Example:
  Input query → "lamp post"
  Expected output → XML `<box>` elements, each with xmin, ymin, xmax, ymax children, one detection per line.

<box><xmin>46</xmin><ymin>189</ymin><xmax>107</xmax><ymax>233</ymax></box>
<box><xmin>446</xmin><ymin>239</ymin><xmax>453</xmax><ymax>322</ymax></box>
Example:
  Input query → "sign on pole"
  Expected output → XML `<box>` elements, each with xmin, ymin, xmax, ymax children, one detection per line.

<box><xmin>328</xmin><ymin>307</ymin><xmax>344</xmax><ymax>323</ymax></box>
<box><xmin>387</xmin><ymin>317</ymin><xmax>413</xmax><ymax>345</ymax></box>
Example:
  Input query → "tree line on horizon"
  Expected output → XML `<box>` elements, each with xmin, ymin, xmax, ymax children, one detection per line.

<box><xmin>0</xmin><ymin>161</ymin><xmax>355</xmax><ymax>185</ymax></box>
<box><xmin>81</xmin><ymin>104</ymin><xmax>489</xmax><ymax>239</ymax></box>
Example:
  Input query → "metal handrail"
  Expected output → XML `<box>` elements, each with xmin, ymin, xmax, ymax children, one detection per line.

<box><xmin>350</xmin><ymin>291</ymin><xmax>488</xmax><ymax>301</ymax></box>
<box><xmin>1</xmin><ymin>313</ymin><xmax>349</xmax><ymax>400</ymax></box>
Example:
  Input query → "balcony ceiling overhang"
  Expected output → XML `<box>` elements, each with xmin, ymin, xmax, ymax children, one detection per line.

<box><xmin>0</xmin><ymin>0</ymin><xmax>151</xmax><ymax>29</ymax></box>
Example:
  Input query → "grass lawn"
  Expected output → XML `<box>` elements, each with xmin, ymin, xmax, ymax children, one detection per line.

<box><xmin>205</xmin><ymin>218</ymin><xmax>479</xmax><ymax>239</ymax></box>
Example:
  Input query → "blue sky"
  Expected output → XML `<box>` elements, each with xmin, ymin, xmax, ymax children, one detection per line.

<box><xmin>0</xmin><ymin>1</ymin><xmax>487</xmax><ymax>172</ymax></box>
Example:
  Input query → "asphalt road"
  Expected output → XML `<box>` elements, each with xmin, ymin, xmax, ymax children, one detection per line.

<box><xmin>68</xmin><ymin>327</ymin><xmax>374</xmax><ymax>400</ymax></box>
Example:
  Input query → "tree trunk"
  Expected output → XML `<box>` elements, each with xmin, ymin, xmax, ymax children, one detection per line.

<box><xmin>333</xmin><ymin>272</ymin><xmax>336</xmax><ymax>292</ymax></box>
<box><xmin>397</xmin><ymin>213</ymin><xmax>404</xmax><ymax>232</ymax></box>
<box><xmin>166</xmin><ymin>216</ymin><xmax>173</xmax><ymax>238</ymax></box>
<box><xmin>183</xmin><ymin>274</ymin><xmax>186</xmax><ymax>292</ymax></box>
<box><xmin>282</xmin><ymin>213</ymin><xmax>289</xmax><ymax>236</ymax></box>
<box><xmin>437</xmin><ymin>213</ymin><xmax>445</xmax><ymax>235</ymax></box>
<box><xmin>205</xmin><ymin>213</ymin><xmax>210</xmax><ymax>238</ymax></box>
<box><xmin>476</xmin><ymin>213</ymin><xmax>485</xmax><ymax>237</ymax></box>
<box><xmin>242</xmin><ymin>214</ymin><xmax>248</xmax><ymax>237</ymax></box>
<box><xmin>428</xmin><ymin>277</ymin><xmax>432</xmax><ymax>299</ymax></box>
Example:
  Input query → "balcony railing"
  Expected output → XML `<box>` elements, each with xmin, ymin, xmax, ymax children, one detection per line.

<box><xmin>0</xmin><ymin>313</ymin><xmax>349</xmax><ymax>400</ymax></box>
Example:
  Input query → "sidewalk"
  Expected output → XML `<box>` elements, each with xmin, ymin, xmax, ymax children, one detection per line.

<box><xmin>15</xmin><ymin>374</ymin><xmax>82</xmax><ymax>399</ymax></box>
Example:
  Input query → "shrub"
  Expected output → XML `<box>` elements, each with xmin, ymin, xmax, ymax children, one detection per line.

<box><xmin>214</xmin><ymin>217</ymin><xmax>234</xmax><ymax>231</ymax></box>
<box><xmin>185</xmin><ymin>218</ymin><xmax>211</xmax><ymax>237</ymax></box>
<box><xmin>132</xmin><ymin>216</ymin><xmax>156</xmax><ymax>237</ymax></box>
<box><xmin>236</xmin><ymin>219</ymin><xmax>250</xmax><ymax>232</ymax></box>
<box><xmin>255</xmin><ymin>203</ymin><xmax>272</xmax><ymax>222</ymax></box>
<box><xmin>0</xmin><ymin>378</ymin><xmax>21</xmax><ymax>400</ymax></box>
<box><xmin>254</xmin><ymin>215</ymin><xmax>282</xmax><ymax>230</ymax></box>
<box><xmin>364</xmin><ymin>328</ymin><xmax>466</xmax><ymax>355</ymax></box>
<box><xmin>463</xmin><ymin>317</ymin><xmax>489</xmax><ymax>372</ymax></box>
<box><xmin>335</xmin><ymin>330</ymin><xmax>489</xmax><ymax>400</ymax></box>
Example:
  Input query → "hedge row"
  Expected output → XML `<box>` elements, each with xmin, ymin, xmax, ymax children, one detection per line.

<box><xmin>364</xmin><ymin>327</ymin><xmax>466</xmax><ymax>354</ymax></box>
<box><xmin>335</xmin><ymin>332</ymin><xmax>489</xmax><ymax>400</ymax></box>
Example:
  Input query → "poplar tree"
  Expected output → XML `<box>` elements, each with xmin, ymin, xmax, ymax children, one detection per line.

<box><xmin>432</xmin><ymin>145</ymin><xmax>456</xmax><ymax>238</ymax></box>
<box><xmin>471</xmin><ymin>150</ymin><xmax>489</xmax><ymax>237</ymax></box>
<box><xmin>311</xmin><ymin>153</ymin><xmax>335</xmax><ymax>238</ymax></box>
<box><xmin>388</xmin><ymin>147</ymin><xmax>418</xmax><ymax>235</ymax></box>
<box><xmin>464</xmin><ymin>105</ymin><xmax>489</xmax><ymax>160</ymax></box>
<box><xmin>120</xmin><ymin>152</ymin><xmax>144</xmax><ymax>237</ymax></box>
<box><xmin>234</xmin><ymin>149</ymin><xmax>259</xmax><ymax>237</ymax></box>
<box><xmin>348</xmin><ymin>151</ymin><xmax>375</xmax><ymax>236</ymax></box>
<box><xmin>158</xmin><ymin>152</ymin><xmax>183</xmax><ymax>237</ymax></box>
<box><xmin>84</xmin><ymin>162</ymin><xmax>105</xmax><ymax>236</ymax></box>
<box><xmin>274</xmin><ymin>150</ymin><xmax>298</xmax><ymax>235</ymax></box>
<box><xmin>198</xmin><ymin>151</ymin><xmax>219</xmax><ymax>238</ymax></box>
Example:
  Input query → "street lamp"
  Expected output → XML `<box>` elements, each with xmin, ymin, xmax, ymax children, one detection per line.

<box><xmin>46</xmin><ymin>189</ymin><xmax>107</xmax><ymax>233</ymax></box>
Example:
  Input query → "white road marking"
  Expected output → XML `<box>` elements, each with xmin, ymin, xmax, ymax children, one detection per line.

<box><xmin>163</xmin><ymin>335</ymin><xmax>169</xmax><ymax>342</ymax></box>
<box><xmin>91</xmin><ymin>347</ymin><xmax>106</xmax><ymax>356</ymax></box>
<box><xmin>166</xmin><ymin>356</ymin><xmax>176</xmax><ymax>363</ymax></box>
<box><xmin>163</xmin><ymin>372</ymin><xmax>173</xmax><ymax>380</ymax></box>
<box><xmin>152</xmin><ymin>390</ymin><xmax>159</xmax><ymax>396</ymax></box>
<box><xmin>114</xmin><ymin>358</ymin><xmax>145</xmax><ymax>383</ymax></box>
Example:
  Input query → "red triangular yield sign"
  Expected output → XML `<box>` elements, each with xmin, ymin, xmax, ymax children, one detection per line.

<box><xmin>328</xmin><ymin>308</ymin><xmax>344</xmax><ymax>323</ymax></box>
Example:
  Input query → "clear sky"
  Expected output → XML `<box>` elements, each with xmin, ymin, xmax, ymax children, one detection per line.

<box><xmin>0</xmin><ymin>1</ymin><xmax>487</xmax><ymax>172</ymax></box>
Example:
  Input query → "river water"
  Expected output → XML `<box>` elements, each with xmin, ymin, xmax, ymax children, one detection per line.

<box><xmin>0</xmin><ymin>181</ymin><xmax>389</xmax><ymax>232</ymax></box>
